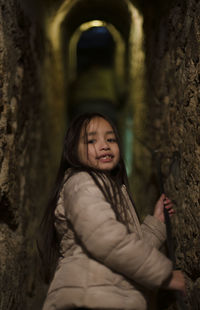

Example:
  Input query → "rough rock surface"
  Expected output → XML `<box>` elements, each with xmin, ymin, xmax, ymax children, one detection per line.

<box><xmin>0</xmin><ymin>1</ymin><xmax>49</xmax><ymax>309</ymax></box>
<box><xmin>144</xmin><ymin>0</ymin><xmax>200</xmax><ymax>308</ymax></box>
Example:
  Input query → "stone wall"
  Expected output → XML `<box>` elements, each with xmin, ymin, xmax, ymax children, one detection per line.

<box><xmin>143</xmin><ymin>0</ymin><xmax>200</xmax><ymax>308</ymax></box>
<box><xmin>128</xmin><ymin>4</ymin><xmax>153</xmax><ymax>219</ymax></box>
<box><xmin>0</xmin><ymin>1</ymin><xmax>50</xmax><ymax>309</ymax></box>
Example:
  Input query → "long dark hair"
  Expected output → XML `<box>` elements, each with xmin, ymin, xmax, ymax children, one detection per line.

<box><xmin>38</xmin><ymin>112</ymin><xmax>134</xmax><ymax>283</ymax></box>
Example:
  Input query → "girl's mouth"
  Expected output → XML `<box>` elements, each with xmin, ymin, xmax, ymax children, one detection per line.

<box><xmin>97</xmin><ymin>154</ymin><xmax>114</xmax><ymax>162</ymax></box>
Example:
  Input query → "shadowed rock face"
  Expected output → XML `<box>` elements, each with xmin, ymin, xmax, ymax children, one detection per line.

<box><xmin>0</xmin><ymin>0</ymin><xmax>200</xmax><ymax>309</ymax></box>
<box><xmin>0</xmin><ymin>0</ymin><xmax>49</xmax><ymax>309</ymax></box>
<box><xmin>143</xmin><ymin>0</ymin><xmax>200</xmax><ymax>308</ymax></box>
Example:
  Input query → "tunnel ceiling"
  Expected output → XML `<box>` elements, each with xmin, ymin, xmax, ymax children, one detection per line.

<box><xmin>60</xmin><ymin>0</ymin><xmax>132</xmax><ymax>43</ymax></box>
<box><xmin>132</xmin><ymin>0</ymin><xmax>175</xmax><ymax>12</ymax></box>
<box><xmin>22</xmin><ymin>0</ymin><xmax>175</xmax><ymax>26</ymax></box>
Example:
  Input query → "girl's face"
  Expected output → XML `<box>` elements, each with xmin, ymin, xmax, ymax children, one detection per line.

<box><xmin>78</xmin><ymin>117</ymin><xmax>120</xmax><ymax>171</ymax></box>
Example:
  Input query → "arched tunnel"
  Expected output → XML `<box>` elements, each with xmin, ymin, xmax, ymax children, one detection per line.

<box><xmin>0</xmin><ymin>0</ymin><xmax>200</xmax><ymax>309</ymax></box>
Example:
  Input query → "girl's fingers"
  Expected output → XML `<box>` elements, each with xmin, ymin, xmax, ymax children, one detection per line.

<box><xmin>164</xmin><ymin>204</ymin><xmax>175</xmax><ymax>216</ymax></box>
<box><xmin>164</xmin><ymin>205</ymin><xmax>175</xmax><ymax>211</ymax></box>
<box><xmin>164</xmin><ymin>203</ymin><xmax>173</xmax><ymax>209</ymax></box>
<box><xmin>162</xmin><ymin>196</ymin><xmax>175</xmax><ymax>217</ymax></box>
<box><xmin>164</xmin><ymin>199</ymin><xmax>173</xmax><ymax>205</ymax></box>
<box><xmin>164</xmin><ymin>200</ymin><xmax>172</xmax><ymax>205</ymax></box>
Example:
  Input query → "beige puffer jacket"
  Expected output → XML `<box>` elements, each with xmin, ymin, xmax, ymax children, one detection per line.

<box><xmin>42</xmin><ymin>171</ymin><xmax>173</xmax><ymax>310</ymax></box>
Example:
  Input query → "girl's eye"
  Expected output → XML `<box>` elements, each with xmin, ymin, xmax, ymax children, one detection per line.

<box><xmin>87</xmin><ymin>139</ymin><xmax>96</xmax><ymax>144</ymax></box>
<box><xmin>107</xmin><ymin>138</ymin><xmax>117</xmax><ymax>143</ymax></box>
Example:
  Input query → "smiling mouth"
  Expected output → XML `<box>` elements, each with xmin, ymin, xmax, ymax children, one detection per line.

<box><xmin>97</xmin><ymin>154</ymin><xmax>114</xmax><ymax>160</ymax></box>
<box><xmin>96</xmin><ymin>154</ymin><xmax>114</xmax><ymax>163</ymax></box>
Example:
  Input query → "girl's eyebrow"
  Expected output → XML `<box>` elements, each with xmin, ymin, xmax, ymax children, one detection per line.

<box><xmin>87</xmin><ymin>131</ymin><xmax>115</xmax><ymax>136</ymax></box>
<box><xmin>81</xmin><ymin>130</ymin><xmax>115</xmax><ymax>139</ymax></box>
<box><xmin>105</xmin><ymin>131</ymin><xmax>115</xmax><ymax>135</ymax></box>
<box><xmin>87</xmin><ymin>131</ymin><xmax>97</xmax><ymax>136</ymax></box>
<box><xmin>81</xmin><ymin>132</ymin><xmax>97</xmax><ymax>139</ymax></box>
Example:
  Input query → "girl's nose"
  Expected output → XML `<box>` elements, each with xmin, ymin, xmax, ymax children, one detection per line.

<box><xmin>100</xmin><ymin>140</ymin><xmax>110</xmax><ymax>150</ymax></box>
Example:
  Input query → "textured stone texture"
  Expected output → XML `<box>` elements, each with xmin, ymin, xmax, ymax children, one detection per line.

<box><xmin>0</xmin><ymin>1</ymin><xmax>50</xmax><ymax>309</ymax></box>
<box><xmin>143</xmin><ymin>0</ymin><xmax>200</xmax><ymax>308</ymax></box>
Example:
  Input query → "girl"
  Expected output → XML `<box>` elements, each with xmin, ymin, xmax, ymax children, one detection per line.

<box><xmin>39</xmin><ymin>113</ymin><xmax>185</xmax><ymax>310</ymax></box>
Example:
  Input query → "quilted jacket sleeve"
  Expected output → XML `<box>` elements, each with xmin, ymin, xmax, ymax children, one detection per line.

<box><xmin>64</xmin><ymin>172</ymin><xmax>173</xmax><ymax>289</ymax></box>
<box><xmin>141</xmin><ymin>215</ymin><xmax>167</xmax><ymax>249</ymax></box>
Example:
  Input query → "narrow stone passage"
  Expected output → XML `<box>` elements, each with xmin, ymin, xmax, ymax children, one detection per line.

<box><xmin>0</xmin><ymin>0</ymin><xmax>199</xmax><ymax>309</ymax></box>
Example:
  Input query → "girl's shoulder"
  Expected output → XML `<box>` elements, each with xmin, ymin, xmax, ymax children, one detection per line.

<box><xmin>63</xmin><ymin>168</ymin><xmax>93</xmax><ymax>185</ymax></box>
<box><xmin>62</xmin><ymin>169</ymin><xmax>97</xmax><ymax>195</ymax></box>
<box><xmin>63</xmin><ymin>168</ymin><xmax>113</xmax><ymax>193</ymax></box>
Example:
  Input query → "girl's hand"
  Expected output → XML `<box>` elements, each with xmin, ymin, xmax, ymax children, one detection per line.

<box><xmin>163</xmin><ymin>270</ymin><xmax>186</xmax><ymax>295</ymax></box>
<box><xmin>153</xmin><ymin>193</ymin><xmax>175</xmax><ymax>223</ymax></box>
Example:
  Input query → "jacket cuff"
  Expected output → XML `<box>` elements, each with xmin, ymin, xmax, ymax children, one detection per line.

<box><xmin>143</xmin><ymin>215</ymin><xmax>167</xmax><ymax>244</ymax></box>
